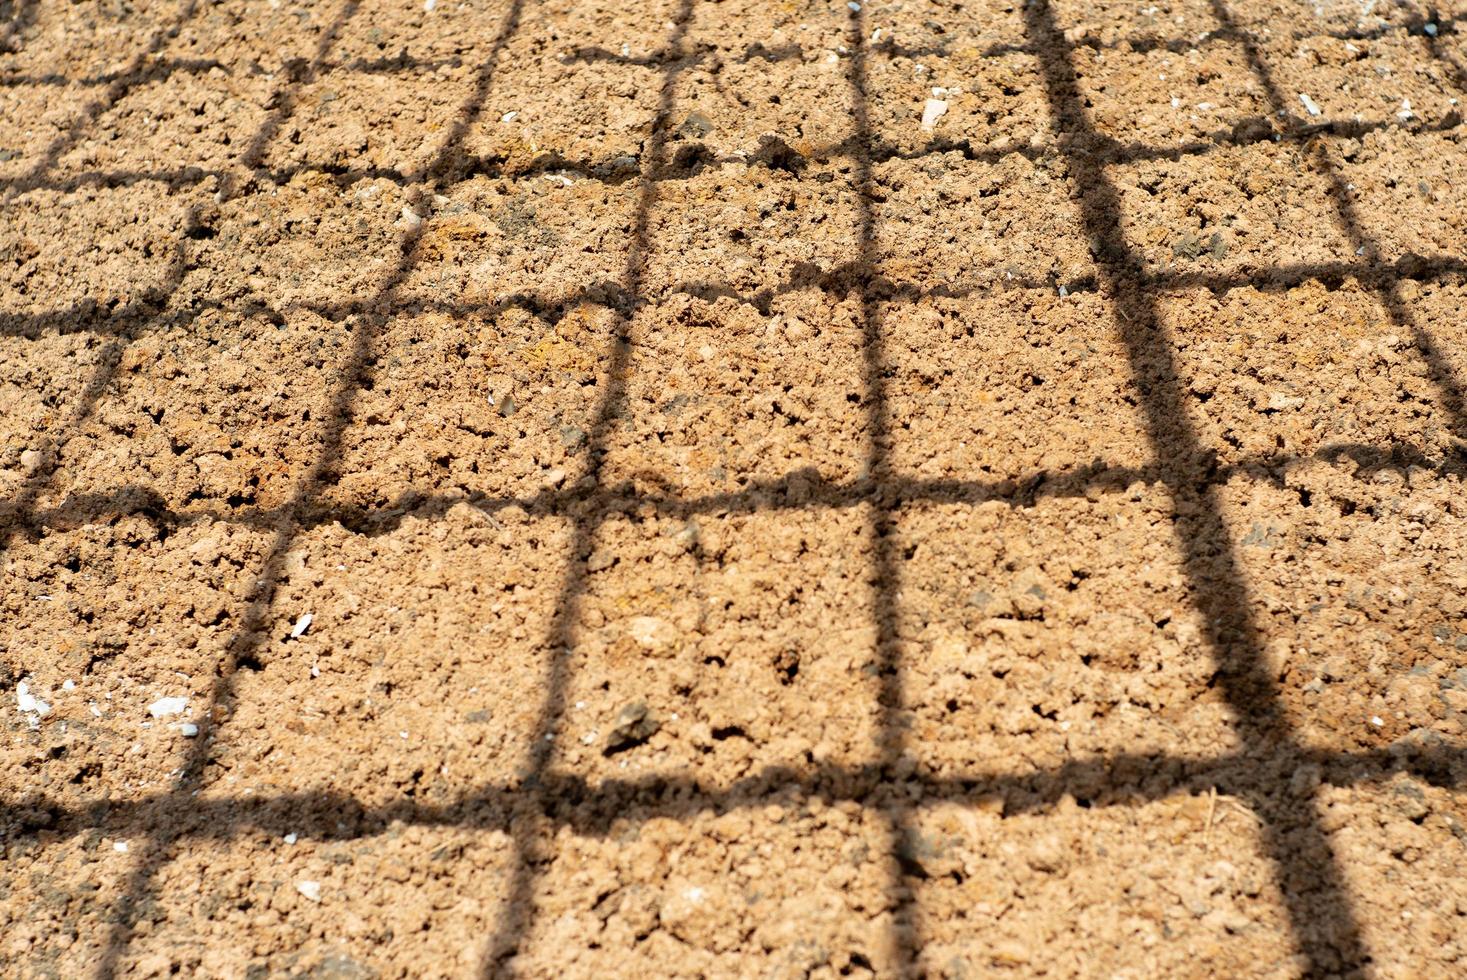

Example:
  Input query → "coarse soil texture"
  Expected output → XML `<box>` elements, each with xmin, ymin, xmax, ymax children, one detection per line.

<box><xmin>4</xmin><ymin>0</ymin><xmax>1467</xmax><ymax>976</ymax></box>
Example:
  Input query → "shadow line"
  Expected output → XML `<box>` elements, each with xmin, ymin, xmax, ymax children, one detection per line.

<box><xmin>842</xmin><ymin>3</ymin><xmax>926</xmax><ymax>972</ymax></box>
<box><xmin>1023</xmin><ymin>0</ymin><xmax>1369</xmax><ymax>972</ymax></box>
<box><xmin>476</xmin><ymin>1</ymin><xmax>699</xmax><ymax>974</ymax></box>
<box><xmin>88</xmin><ymin>0</ymin><xmax>527</xmax><ymax>974</ymax></box>
<box><xmin>5</xmin><ymin>245</ymin><xmax>1466</xmax><ymax>346</ymax></box>
<box><xmin>9</xmin><ymin>438</ymin><xmax>1457</xmax><ymax>545</ymax></box>
<box><xmin>7</xmin><ymin>741</ymin><xmax>1462</xmax><ymax>852</ymax></box>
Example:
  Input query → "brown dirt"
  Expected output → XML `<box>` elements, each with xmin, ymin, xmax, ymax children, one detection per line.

<box><xmin>3</xmin><ymin>0</ymin><xmax>1467</xmax><ymax>977</ymax></box>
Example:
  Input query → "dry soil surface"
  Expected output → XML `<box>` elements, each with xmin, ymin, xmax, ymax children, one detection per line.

<box><xmin>4</xmin><ymin>0</ymin><xmax>1467</xmax><ymax>977</ymax></box>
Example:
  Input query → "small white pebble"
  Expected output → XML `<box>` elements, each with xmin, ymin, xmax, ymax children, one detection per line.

<box><xmin>1196</xmin><ymin>102</ymin><xmax>1213</xmax><ymax>111</ymax></box>
<box><xmin>1425</xmin><ymin>23</ymin><xmax>1438</xmax><ymax>37</ymax></box>
<box><xmin>399</xmin><ymin>731</ymin><xmax>409</xmax><ymax>739</ymax></box>
<box><xmin>847</xmin><ymin>1</ymin><xmax>860</xmax><ymax>10</ymax></box>
<box><xmin>113</xmin><ymin>841</ymin><xmax>129</xmax><ymax>853</ymax></box>
<box><xmin>17</xmin><ymin>681</ymin><xmax>52</xmax><ymax>718</ymax></box>
<box><xmin>1058</xmin><ymin>284</ymin><xmax>1068</xmax><ymax>297</ymax></box>
<box><xmin>62</xmin><ymin>679</ymin><xmax>76</xmax><ymax>692</ymax></box>
<box><xmin>921</xmin><ymin>98</ymin><xmax>948</xmax><ymax>131</ymax></box>
<box><xmin>423</xmin><ymin>0</ymin><xmax>435</xmax><ymax>10</ymax></box>
<box><xmin>501</xmin><ymin>111</ymin><xmax>518</xmax><ymax>123</ymax></box>
<box><xmin>1370</xmin><ymin>716</ymin><xmax>1384</xmax><ymax>727</ymax></box>
<box><xmin>1170</xmin><ymin>96</ymin><xmax>1182</xmax><ymax>108</ymax></box>
<box><xmin>1397</xmin><ymin>98</ymin><xmax>1413</xmax><ymax>121</ymax></box>
<box><xmin>290</xmin><ymin>613</ymin><xmax>313</xmax><ymax>639</ymax></box>
<box><xmin>310</xmin><ymin>663</ymin><xmax>320</xmax><ymax>678</ymax></box>
<box><xmin>179</xmin><ymin>723</ymin><xmax>199</xmax><ymax>738</ymax></box>
<box><xmin>1298</xmin><ymin>93</ymin><xmax>1322</xmax><ymax>116</ymax></box>
<box><xmin>296</xmin><ymin>880</ymin><xmax>322</xmax><ymax>902</ymax></box>
<box><xmin>90</xmin><ymin>704</ymin><xmax>102</xmax><ymax>718</ymax></box>
<box><xmin>148</xmin><ymin>696</ymin><xmax>188</xmax><ymax>719</ymax></box>
<box><xmin>284</xmin><ymin>833</ymin><xmax>298</xmax><ymax>845</ymax></box>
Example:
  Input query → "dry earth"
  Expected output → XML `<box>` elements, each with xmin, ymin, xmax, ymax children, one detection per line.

<box><xmin>3</xmin><ymin>0</ymin><xmax>1467</xmax><ymax>976</ymax></box>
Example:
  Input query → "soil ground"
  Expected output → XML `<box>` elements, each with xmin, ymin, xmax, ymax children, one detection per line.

<box><xmin>3</xmin><ymin>0</ymin><xmax>1467</xmax><ymax>976</ymax></box>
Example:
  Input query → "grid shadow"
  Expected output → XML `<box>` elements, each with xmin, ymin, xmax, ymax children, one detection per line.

<box><xmin>3</xmin><ymin>0</ymin><xmax>1467</xmax><ymax>975</ymax></box>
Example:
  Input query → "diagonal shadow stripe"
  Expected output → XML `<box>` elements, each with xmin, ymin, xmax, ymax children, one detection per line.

<box><xmin>87</xmin><ymin>2</ymin><xmax>529</xmax><ymax>974</ymax></box>
<box><xmin>1021</xmin><ymin>0</ymin><xmax>1369</xmax><ymax>972</ymax></box>
<box><xmin>475</xmin><ymin>1</ymin><xmax>704</xmax><ymax>974</ymax></box>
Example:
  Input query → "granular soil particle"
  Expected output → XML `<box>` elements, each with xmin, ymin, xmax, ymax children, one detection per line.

<box><xmin>3</xmin><ymin>0</ymin><xmax>1467</xmax><ymax>977</ymax></box>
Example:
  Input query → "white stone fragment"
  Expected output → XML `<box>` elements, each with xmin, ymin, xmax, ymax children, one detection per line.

<box><xmin>290</xmin><ymin>613</ymin><xmax>313</xmax><ymax>639</ymax></box>
<box><xmin>296</xmin><ymin>880</ymin><xmax>322</xmax><ymax>902</ymax></box>
<box><xmin>423</xmin><ymin>0</ymin><xmax>436</xmax><ymax>11</ymax></box>
<box><xmin>148</xmin><ymin>696</ymin><xmax>188</xmax><ymax>719</ymax></box>
<box><xmin>501</xmin><ymin>111</ymin><xmax>518</xmax><ymax>123</ymax></box>
<box><xmin>284</xmin><ymin>833</ymin><xmax>298</xmax><ymax>845</ymax></box>
<box><xmin>921</xmin><ymin>98</ymin><xmax>948</xmax><ymax>130</ymax></box>
<box><xmin>62</xmin><ymin>679</ymin><xmax>76</xmax><ymax>691</ymax></box>
<box><xmin>179</xmin><ymin>723</ymin><xmax>199</xmax><ymax>738</ymax></box>
<box><xmin>114</xmin><ymin>841</ymin><xmax>129</xmax><ymax>853</ymax></box>
<box><xmin>1267</xmin><ymin>393</ymin><xmax>1305</xmax><ymax>411</ymax></box>
<box><xmin>1397</xmin><ymin>98</ymin><xmax>1413</xmax><ymax>120</ymax></box>
<box><xmin>17</xmin><ymin>681</ymin><xmax>51</xmax><ymax>718</ymax></box>
<box><xmin>1425</xmin><ymin>23</ymin><xmax>1438</xmax><ymax>37</ymax></box>
<box><xmin>847</xmin><ymin>1</ymin><xmax>861</xmax><ymax>10</ymax></box>
<box><xmin>1298</xmin><ymin>93</ymin><xmax>1322</xmax><ymax>116</ymax></box>
<box><xmin>1370</xmin><ymin>716</ymin><xmax>1384</xmax><ymax>727</ymax></box>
